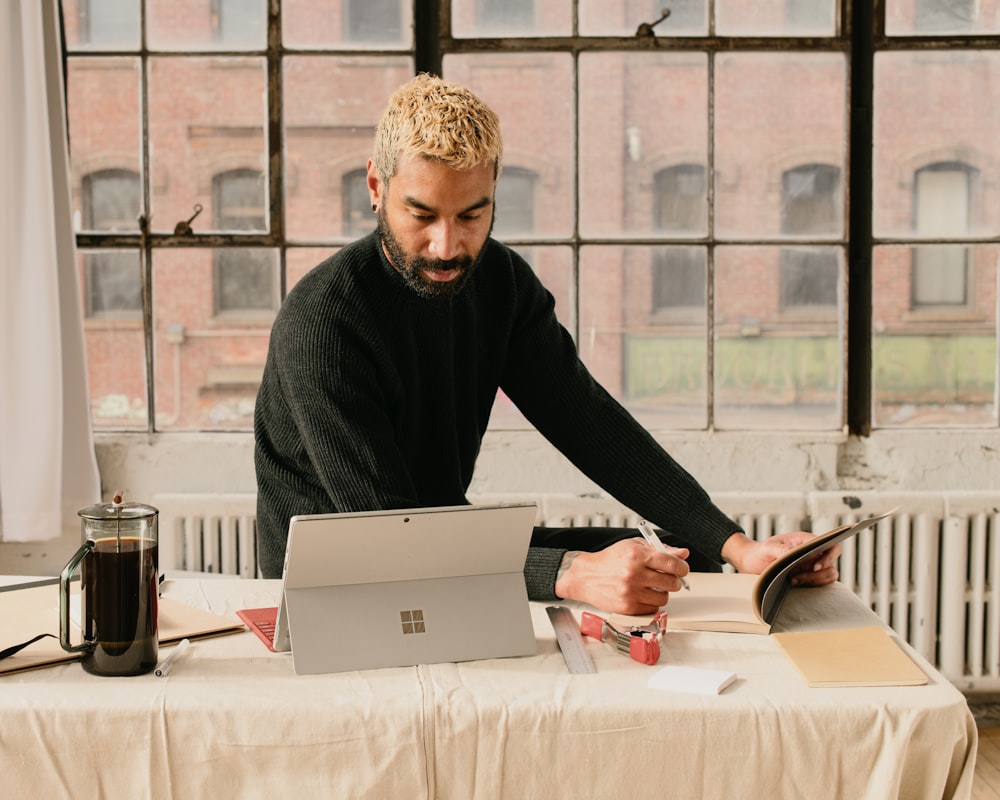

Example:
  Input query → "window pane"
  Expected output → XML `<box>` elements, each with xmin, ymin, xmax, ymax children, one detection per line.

<box><xmin>873</xmin><ymin>244</ymin><xmax>998</xmax><ymax>427</ymax></box>
<box><xmin>452</xmin><ymin>0</ymin><xmax>571</xmax><ymax>37</ymax></box>
<box><xmin>283</xmin><ymin>57</ymin><xmax>413</xmax><ymax>241</ymax></box>
<box><xmin>64</xmin><ymin>0</ymin><xmax>140</xmax><ymax>49</ymax></box>
<box><xmin>580</xmin><ymin>0</ymin><xmax>707</xmax><ymax>36</ymax></box>
<box><xmin>283</xmin><ymin>0</ymin><xmax>413</xmax><ymax>48</ymax></box>
<box><xmin>580</xmin><ymin>246</ymin><xmax>708</xmax><ymax>430</ymax></box>
<box><xmin>153</xmin><ymin>249</ymin><xmax>275</xmax><ymax>431</ymax></box>
<box><xmin>717</xmin><ymin>0</ymin><xmax>837</xmax><ymax>35</ymax></box>
<box><xmin>148</xmin><ymin>57</ymin><xmax>267</xmax><ymax>235</ymax></box>
<box><xmin>68</xmin><ymin>58</ymin><xmax>142</xmax><ymax>231</ymax></box>
<box><xmin>715</xmin><ymin>52</ymin><xmax>847</xmax><ymax>240</ymax></box>
<box><xmin>147</xmin><ymin>0</ymin><xmax>267</xmax><ymax>50</ymax></box>
<box><xmin>886</xmin><ymin>0</ymin><xmax>1000</xmax><ymax>35</ymax></box>
<box><xmin>79</xmin><ymin>249</ymin><xmax>147</xmax><ymax>430</ymax></box>
<box><xmin>580</xmin><ymin>52</ymin><xmax>708</xmax><ymax>239</ymax></box>
<box><xmin>491</xmin><ymin>246</ymin><xmax>574</xmax><ymax>428</ymax></box>
<box><xmin>445</xmin><ymin>53</ymin><xmax>574</xmax><ymax>238</ymax></box>
<box><xmin>874</xmin><ymin>52</ymin><xmax>1000</xmax><ymax>239</ymax></box>
<box><xmin>714</xmin><ymin>246</ymin><xmax>844</xmax><ymax>429</ymax></box>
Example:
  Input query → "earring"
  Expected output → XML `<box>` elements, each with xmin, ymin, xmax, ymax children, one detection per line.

<box><xmin>371</xmin><ymin>203</ymin><xmax>377</xmax><ymax>213</ymax></box>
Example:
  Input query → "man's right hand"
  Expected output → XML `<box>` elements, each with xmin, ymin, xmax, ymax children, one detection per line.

<box><xmin>553</xmin><ymin>537</ymin><xmax>690</xmax><ymax>615</ymax></box>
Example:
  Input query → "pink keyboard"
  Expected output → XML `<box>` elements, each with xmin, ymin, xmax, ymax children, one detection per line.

<box><xmin>236</xmin><ymin>607</ymin><xmax>278</xmax><ymax>652</ymax></box>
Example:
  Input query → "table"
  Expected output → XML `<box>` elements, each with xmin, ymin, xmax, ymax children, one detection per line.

<box><xmin>0</xmin><ymin>576</ymin><xmax>977</xmax><ymax>799</ymax></box>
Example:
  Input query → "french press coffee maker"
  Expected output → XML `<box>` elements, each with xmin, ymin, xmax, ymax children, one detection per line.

<box><xmin>59</xmin><ymin>494</ymin><xmax>159</xmax><ymax>676</ymax></box>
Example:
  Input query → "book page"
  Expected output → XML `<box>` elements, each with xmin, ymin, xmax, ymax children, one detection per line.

<box><xmin>614</xmin><ymin>572</ymin><xmax>770</xmax><ymax>634</ymax></box>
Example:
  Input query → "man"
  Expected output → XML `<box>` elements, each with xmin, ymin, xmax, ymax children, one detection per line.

<box><xmin>254</xmin><ymin>73</ymin><xmax>840</xmax><ymax>615</ymax></box>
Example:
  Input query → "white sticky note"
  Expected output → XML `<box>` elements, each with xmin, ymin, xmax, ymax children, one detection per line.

<box><xmin>647</xmin><ymin>665</ymin><xmax>737</xmax><ymax>695</ymax></box>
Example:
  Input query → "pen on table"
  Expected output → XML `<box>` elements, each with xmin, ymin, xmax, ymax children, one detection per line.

<box><xmin>636</xmin><ymin>520</ymin><xmax>691</xmax><ymax>591</ymax></box>
<box><xmin>155</xmin><ymin>638</ymin><xmax>192</xmax><ymax>677</ymax></box>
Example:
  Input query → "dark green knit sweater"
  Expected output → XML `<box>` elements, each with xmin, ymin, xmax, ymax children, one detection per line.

<box><xmin>253</xmin><ymin>233</ymin><xmax>741</xmax><ymax>597</ymax></box>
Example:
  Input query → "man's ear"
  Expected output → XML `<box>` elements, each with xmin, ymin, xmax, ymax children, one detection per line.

<box><xmin>366</xmin><ymin>159</ymin><xmax>382</xmax><ymax>211</ymax></box>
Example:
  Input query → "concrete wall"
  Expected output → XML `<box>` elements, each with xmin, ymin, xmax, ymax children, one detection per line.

<box><xmin>2</xmin><ymin>427</ymin><xmax>996</xmax><ymax>575</ymax></box>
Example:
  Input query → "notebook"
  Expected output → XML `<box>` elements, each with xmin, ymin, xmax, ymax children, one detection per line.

<box><xmin>245</xmin><ymin>503</ymin><xmax>539</xmax><ymax>675</ymax></box>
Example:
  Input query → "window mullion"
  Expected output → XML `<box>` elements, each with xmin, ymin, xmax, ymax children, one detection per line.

<box><xmin>847</xmin><ymin>0</ymin><xmax>876</xmax><ymax>435</ymax></box>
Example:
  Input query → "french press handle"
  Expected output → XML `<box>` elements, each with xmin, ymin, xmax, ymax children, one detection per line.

<box><xmin>59</xmin><ymin>540</ymin><xmax>95</xmax><ymax>654</ymax></box>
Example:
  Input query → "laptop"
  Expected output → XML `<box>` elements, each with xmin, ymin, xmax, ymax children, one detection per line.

<box><xmin>261</xmin><ymin>503</ymin><xmax>538</xmax><ymax>675</ymax></box>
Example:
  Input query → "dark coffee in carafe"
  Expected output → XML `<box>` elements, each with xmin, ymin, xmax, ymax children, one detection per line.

<box><xmin>80</xmin><ymin>536</ymin><xmax>158</xmax><ymax>675</ymax></box>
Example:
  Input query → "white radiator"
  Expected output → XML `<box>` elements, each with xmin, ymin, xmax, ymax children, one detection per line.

<box><xmin>155</xmin><ymin>493</ymin><xmax>259</xmax><ymax>579</ymax></box>
<box><xmin>153</xmin><ymin>490</ymin><xmax>1000</xmax><ymax>691</ymax></box>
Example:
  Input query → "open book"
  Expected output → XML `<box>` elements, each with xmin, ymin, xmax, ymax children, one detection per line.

<box><xmin>613</xmin><ymin>509</ymin><xmax>896</xmax><ymax>635</ymax></box>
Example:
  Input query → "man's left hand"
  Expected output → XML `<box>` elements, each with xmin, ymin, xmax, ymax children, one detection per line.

<box><xmin>721</xmin><ymin>531</ymin><xmax>841</xmax><ymax>587</ymax></box>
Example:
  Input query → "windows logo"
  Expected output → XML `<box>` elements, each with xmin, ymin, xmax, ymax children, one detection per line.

<box><xmin>400</xmin><ymin>609</ymin><xmax>426</xmax><ymax>635</ymax></box>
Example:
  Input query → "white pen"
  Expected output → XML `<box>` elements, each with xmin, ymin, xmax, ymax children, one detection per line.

<box><xmin>637</xmin><ymin>520</ymin><xmax>691</xmax><ymax>591</ymax></box>
<box><xmin>155</xmin><ymin>638</ymin><xmax>192</xmax><ymax>677</ymax></box>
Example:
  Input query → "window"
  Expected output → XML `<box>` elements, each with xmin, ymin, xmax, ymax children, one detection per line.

<box><xmin>493</xmin><ymin>167</ymin><xmax>537</xmax><ymax>238</ymax></box>
<box><xmin>213</xmin><ymin>169</ymin><xmax>275</xmax><ymax>314</ymax></box>
<box><xmin>212</xmin><ymin>0</ymin><xmax>266</xmax><ymax>47</ymax></box>
<box><xmin>663</xmin><ymin>0</ymin><xmax>706</xmax><ymax>31</ymax></box>
<box><xmin>779</xmin><ymin>164</ymin><xmax>841</xmax><ymax>309</ymax></box>
<box><xmin>915</xmin><ymin>0</ymin><xmax>977</xmax><ymax>32</ymax></box>
<box><xmin>785</xmin><ymin>0</ymin><xmax>836</xmax><ymax>31</ymax></box>
<box><xmin>64</xmin><ymin>5</ymin><xmax>1000</xmax><ymax>432</ymax></box>
<box><xmin>342</xmin><ymin>168</ymin><xmax>373</xmax><ymax>239</ymax></box>
<box><xmin>346</xmin><ymin>0</ymin><xmax>403</xmax><ymax>42</ymax></box>
<box><xmin>911</xmin><ymin>163</ymin><xmax>974</xmax><ymax>308</ymax></box>
<box><xmin>476</xmin><ymin>0</ymin><xmax>534</xmax><ymax>32</ymax></box>
<box><xmin>651</xmin><ymin>165</ymin><xmax>707</xmax><ymax>314</ymax></box>
<box><xmin>82</xmin><ymin>170</ymin><xmax>141</xmax><ymax>317</ymax></box>
<box><xmin>77</xmin><ymin>0</ymin><xmax>138</xmax><ymax>47</ymax></box>
<box><xmin>655</xmin><ymin>164</ymin><xmax>707</xmax><ymax>235</ymax></box>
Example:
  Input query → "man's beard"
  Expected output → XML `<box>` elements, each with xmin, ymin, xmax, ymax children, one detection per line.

<box><xmin>377</xmin><ymin>207</ymin><xmax>485</xmax><ymax>299</ymax></box>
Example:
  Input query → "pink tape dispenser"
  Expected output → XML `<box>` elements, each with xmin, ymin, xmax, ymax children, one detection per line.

<box><xmin>580</xmin><ymin>610</ymin><xmax>667</xmax><ymax>666</ymax></box>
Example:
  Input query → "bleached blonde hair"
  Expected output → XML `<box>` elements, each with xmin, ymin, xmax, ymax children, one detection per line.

<box><xmin>372</xmin><ymin>73</ymin><xmax>503</xmax><ymax>184</ymax></box>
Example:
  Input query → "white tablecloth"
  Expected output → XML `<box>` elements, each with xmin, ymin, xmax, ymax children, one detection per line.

<box><xmin>0</xmin><ymin>577</ymin><xmax>978</xmax><ymax>799</ymax></box>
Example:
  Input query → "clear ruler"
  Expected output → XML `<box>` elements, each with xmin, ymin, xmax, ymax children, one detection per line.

<box><xmin>546</xmin><ymin>605</ymin><xmax>597</xmax><ymax>674</ymax></box>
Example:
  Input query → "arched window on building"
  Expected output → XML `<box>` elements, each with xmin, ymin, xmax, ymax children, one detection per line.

<box><xmin>82</xmin><ymin>168</ymin><xmax>142</xmax><ymax>318</ymax></box>
<box><xmin>212</xmin><ymin>168</ymin><xmax>276</xmax><ymax>314</ymax></box>
<box><xmin>911</xmin><ymin>161</ymin><xmax>976</xmax><ymax>308</ymax></box>
<box><xmin>779</xmin><ymin>163</ymin><xmax>841</xmax><ymax>309</ymax></box>
<box><xmin>651</xmin><ymin>164</ymin><xmax>707</xmax><ymax>316</ymax></box>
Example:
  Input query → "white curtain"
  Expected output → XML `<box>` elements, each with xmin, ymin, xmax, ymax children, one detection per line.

<box><xmin>0</xmin><ymin>0</ymin><xmax>100</xmax><ymax>542</ymax></box>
